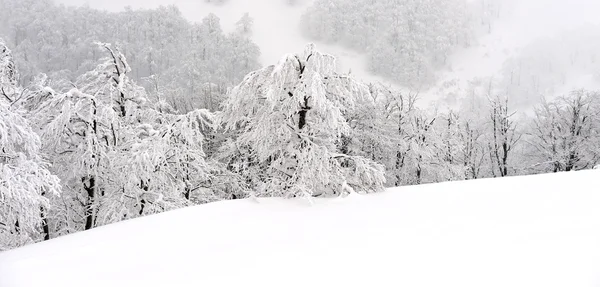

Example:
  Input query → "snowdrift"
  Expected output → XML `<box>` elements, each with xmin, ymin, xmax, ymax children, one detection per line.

<box><xmin>1</xmin><ymin>170</ymin><xmax>599</xmax><ymax>287</ymax></box>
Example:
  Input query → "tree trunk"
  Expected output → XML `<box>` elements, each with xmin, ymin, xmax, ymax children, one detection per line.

<box><xmin>416</xmin><ymin>156</ymin><xmax>422</xmax><ymax>184</ymax></box>
<box><xmin>139</xmin><ymin>180</ymin><xmax>149</xmax><ymax>215</ymax></box>
<box><xmin>502</xmin><ymin>141</ymin><xmax>509</xmax><ymax>176</ymax></box>
<box><xmin>298</xmin><ymin>95</ymin><xmax>310</xmax><ymax>130</ymax></box>
<box><xmin>139</xmin><ymin>199</ymin><xmax>146</xmax><ymax>216</ymax></box>
<box><xmin>184</xmin><ymin>187</ymin><xmax>191</xmax><ymax>201</ymax></box>
<box><xmin>40</xmin><ymin>190</ymin><xmax>50</xmax><ymax>241</ymax></box>
<box><xmin>83</xmin><ymin>176</ymin><xmax>96</xmax><ymax>230</ymax></box>
<box><xmin>566</xmin><ymin>152</ymin><xmax>576</xmax><ymax>171</ymax></box>
<box><xmin>41</xmin><ymin>207</ymin><xmax>50</xmax><ymax>241</ymax></box>
<box><xmin>395</xmin><ymin>151</ymin><xmax>405</xmax><ymax>187</ymax></box>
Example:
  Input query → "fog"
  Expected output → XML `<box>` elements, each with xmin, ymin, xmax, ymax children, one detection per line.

<box><xmin>55</xmin><ymin>0</ymin><xmax>313</xmax><ymax>65</ymax></box>
<box><xmin>53</xmin><ymin>0</ymin><xmax>600</xmax><ymax>54</ymax></box>
<box><xmin>52</xmin><ymin>0</ymin><xmax>600</xmax><ymax>108</ymax></box>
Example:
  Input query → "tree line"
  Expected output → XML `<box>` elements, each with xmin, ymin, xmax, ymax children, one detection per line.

<box><xmin>3</xmin><ymin>38</ymin><xmax>599</xmax><ymax>250</ymax></box>
<box><xmin>1</xmin><ymin>0</ymin><xmax>599</xmax><ymax>251</ymax></box>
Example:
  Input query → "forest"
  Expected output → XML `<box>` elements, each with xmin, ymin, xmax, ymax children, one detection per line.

<box><xmin>1</xmin><ymin>0</ymin><xmax>599</xmax><ymax>251</ymax></box>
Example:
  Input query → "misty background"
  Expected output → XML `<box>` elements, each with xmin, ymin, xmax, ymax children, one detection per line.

<box><xmin>52</xmin><ymin>0</ymin><xmax>600</xmax><ymax>108</ymax></box>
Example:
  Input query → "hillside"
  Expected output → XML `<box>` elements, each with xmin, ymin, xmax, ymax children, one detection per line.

<box><xmin>429</xmin><ymin>0</ymin><xmax>600</xmax><ymax>110</ymax></box>
<box><xmin>1</xmin><ymin>170</ymin><xmax>599</xmax><ymax>287</ymax></box>
<box><xmin>54</xmin><ymin>0</ymin><xmax>600</xmax><ymax>109</ymax></box>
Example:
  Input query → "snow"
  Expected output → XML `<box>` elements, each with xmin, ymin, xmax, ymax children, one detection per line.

<box><xmin>1</xmin><ymin>170</ymin><xmax>600</xmax><ymax>287</ymax></box>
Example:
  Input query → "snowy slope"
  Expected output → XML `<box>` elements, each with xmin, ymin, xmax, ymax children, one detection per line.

<box><xmin>427</xmin><ymin>0</ymin><xmax>600</xmax><ymax>109</ymax></box>
<box><xmin>1</xmin><ymin>170</ymin><xmax>599</xmax><ymax>287</ymax></box>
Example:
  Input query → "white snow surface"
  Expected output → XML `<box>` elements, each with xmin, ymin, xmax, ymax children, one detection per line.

<box><xmin>1</xmin><ymin>170</ymin><xmax>600</xmax><ymax>287</ymax></box>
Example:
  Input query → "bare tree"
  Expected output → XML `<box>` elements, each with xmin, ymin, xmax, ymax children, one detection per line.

<box><xmin>392</xmin><ymin>89</ymin><xmax>419</xmax><ymax>186</ymax></box>
<box><xmin>488</xmin><ymin>95</ymin><xmax>521</xmax><ymax>177</ymax></box>
<box><xmin>530</xmin><ymin>90</ymin><xmax>600</xmax><ymax>172</ymax></box>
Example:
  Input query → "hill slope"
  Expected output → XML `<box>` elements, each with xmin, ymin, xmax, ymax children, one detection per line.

<box><xmin>1</xmin><ymin>170</ymin><xmax>599</xmax><ymax>287</ymax></box>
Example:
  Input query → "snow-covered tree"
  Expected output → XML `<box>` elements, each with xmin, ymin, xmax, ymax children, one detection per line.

<box><xmin>433</xmin><ymin>111</ymin><xmax>470</xmax><ymax>181</ymax></box>
<box><xmin>487</xmin><ymin>95</ymin><xmax>522</xmax><ymax>177</ymax></box>
<box><xmin>447</xmin><ymin>84</ymin><xmax>490</xmax><ymax>179</ymax></box>
<box><xmin>0</xmin><ymin>0</ymin><xmax>262</xmax><ymax>110</ymax></box>
<box><xmin>456</xmin><ymin>112</ymin><xmax>487</xmax><ymax>179</ymax></box>
<box><xmin>112</xmin><ymin>107</ymin><xmax>229</xmax><ymax>217</ymax></box>
<box><xmin>0</xmin><ymin>39</ymin><xmax>61</xmax><ymax>250</ymax></box>
<box><xmin>160</xmin><ymin>13</ymin><xmax>260</xmax><ymax>114</ymax></box>
<box><xmin>0</xmin><ymin>39</ymin><xmax>18</xmax><ymax>88</ymax></box>
<box><xmin>25</xmin><ymin>43</ymin><xmax>146</xmax><ymax>232</ymax></box>
<box><xmin>340</xmin><ymin>83</ymin><xmax>402</xmax><ymax>185</ymax></box>
<box><xmin>24</xmin><ymin>43</ymin><xmax>228</xmax><ymax>235</ymax></box>
<box><xmin>220</xmin><ymin>44</ymin><xmax>386</xmax><ymax>198</ymax></box>
<box><xmin>235</xmin><ymin>13</ymin><xmax>254</xmax><ymax>36</ymax></box>
<box><xmin>529</xmin><ymin>90</ymin><xmax>600</xmax><ymax>172</ymax></box>
<box><xmin>300</xmin><ymin>0</ymin><xmax>471</xmax><ymax>88</ymax></box>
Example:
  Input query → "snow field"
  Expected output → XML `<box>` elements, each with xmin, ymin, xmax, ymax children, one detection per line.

<box><xmin>1</xmin><ymin>169</ymin><xmax>599</xmax><ymax>287</ymax></box>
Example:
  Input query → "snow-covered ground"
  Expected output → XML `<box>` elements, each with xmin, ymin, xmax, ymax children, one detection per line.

<box><xmin>1</xmin><ymin>170</ymin><xmax>599</xmax><ymax>287</ymax></box>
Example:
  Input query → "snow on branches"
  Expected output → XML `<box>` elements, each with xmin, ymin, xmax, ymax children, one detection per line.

<box><xmin>0</xmin><ymin>40</ymin><xmax>61</xmax><ymax>250</ymax></box>
<box><xmin>24</xmin><ymin>43</ymin><xmax>227</xmax><ymax>232</ymax></box>
<box><xmin>220</xmin><ymin>44</ymin><xmax>386</xmax><ymax>198</ymax></box>
<box><xmin>0</xmin><ymin>39</ymin><xmax>18</xmax><ymax>87</ymax></box>
<box><xmin>530</xmin><ymin>90</ymin><xmax>600</xmax><ymax>172</ymax></box>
